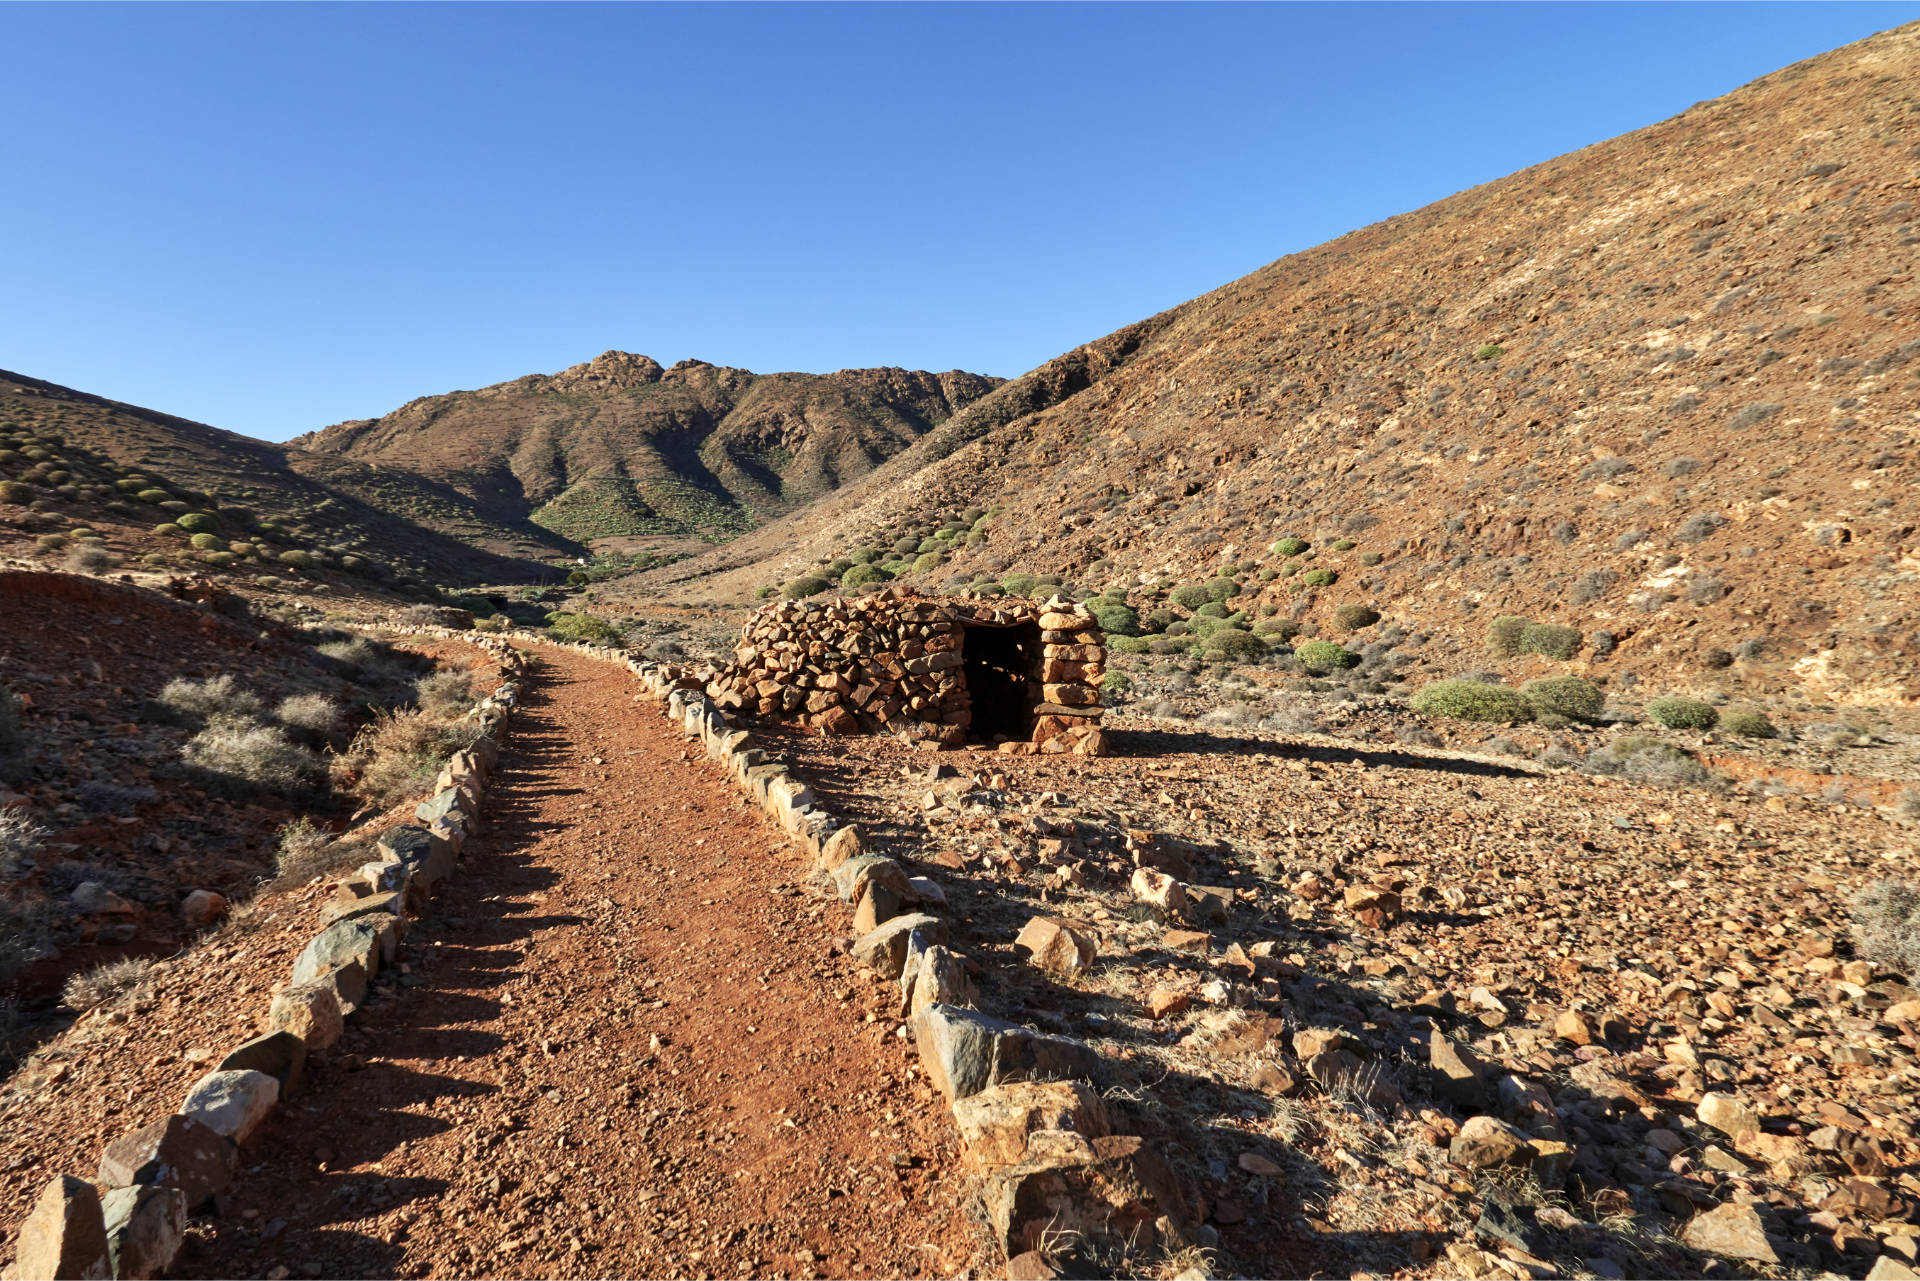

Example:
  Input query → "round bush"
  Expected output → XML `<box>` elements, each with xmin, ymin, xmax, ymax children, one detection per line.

<box><xmin>1256</xmin><ymin>618</ymin><xmax>1303</xmax><ymax>642</ymax></box>
<box><xmin>1203</xmin><ymin>628</ymin><xmax>1267</xmax><ymax>661</ymax></box>
<box><xmin>1205</xmin><ymin>578</ymin><xmax>1240</xmax><ymax>603</ymax></box>
<box><xmin>1108</xmin><ymin>635</ymin><xmax>1150</xmax><ymax>654</ymax></box>
<box><xmin>1301</xmin><ymin>569</ymin><xmax>1337</xmax><ymax>588</ymax></box>
<box><xmin>1519</xmin><ymin>623</ymin><xmax>1581</xmax><ymax>661</ymax></box>
<box><xmin>842</xmin><ymin>563</ymin><xmax>892</xmax><ymax>590</ymax></box>
<box><xmin>1486</xmin><ymin>616</ymin><xmax>1530</xmax><ymax>656</ymax></box>
<box><xmin>911</xmin><ymin>551</ymin><xmax>944</xmax><ymax>573</ymax></box>
<box><xmin>1196</xmin><ymin>601</ymin><xmax>1228</xmax><ymax>619</ymax></box>
<box><xmin>1334</xmin><ymin>604</ymin><xmax>1380</xmax><ymax>632</ymax></box>
<box><xmin>175</xmin><ymin>512</ymin><xmax>219</xmax><ymax>533</ymax></box>
<box><xmin>1411</xmin><ymin>679</ymin><xmax>1533</xmax><ymax>723</ymax></box>
<box><xmin>189</xmin><ymin>533</ymin><xmax>224</xmax><ymax>551</ymax></box>
<box><xmin>135</xmin><ymin>488</ymin><xmax>171</xmax><ymax>504</ymax></box>
<box><xmin>1330</xmin><ymin>539</ymin><xmax>1356</xmax><ymax>551</ymax></box>
<box><xmin>1271</xmin><ymin>537</ymin><xmax>1309</xmax><ymax>557</ymax></box>
<box><xmin>1720</xmin><ymin>709</ymin><xmax>1778</xmax><ymax>739</ymax></box>
<box><xmin>1520</xmin><ymin>676</ymin><xmax>1604</xmax><ymax>721</ymax></box>
<box><xmin>277</xmin><ymin>549</ymin><xmax>321</xmax><ymax>571</ymax></box>
<box><xmin>0</xmin><ymin>480</ymin><xmax>36</xmax><ymax>504</ymax></box>
<box><xmin>1087</xmin><ymin>599</ymin><xmax>1139</xmax><ymax>636</ymax></box>
<box><xmin>1645</xmin><ymin>696</ymin><xmax>1718</xmax><ymax>731</ymax></box>
<box><xmin>1295</xmin><ymin>640</ymin><xmax>1359</xmax><ymax>672</ymax></box>
<box><xmin>1100</xmin><ymin>671</ymin><xmax>1133</xmax><ymax>694</ymax></box>
<box><xmin>782</xmin><ymin>575</ymin><xmax>830</xmax><ymax>599</ymax></box>
<box><xmin>1170</xmin><ymin>583</ymin><xmax>1212</xmax><ymax>610</ymax></box>
<box><xmin>153</xmin><ymin>523</ymin><xmax>184</xmax><ymax>538</ymax></box>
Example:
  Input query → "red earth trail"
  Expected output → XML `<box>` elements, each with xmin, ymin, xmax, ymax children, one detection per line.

<box><xmin>175</xmin><ymin>643</ymin><xmax>985</xmax><ymax>1280</ymax></box>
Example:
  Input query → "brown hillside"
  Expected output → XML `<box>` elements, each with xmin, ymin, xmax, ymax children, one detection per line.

<box><xmin>632</xmin><ymin>23</ymin><xmax>1920</xmax><ymax>703</ymax></box>
<box><xmin>0</xmin><ymin>370</ymin><xmax>561</xmax><ymax>581</ymax></box>
<box><xmin>292</xmin><ymin>351</ymin><xmax>1001</xmax><ymax>545</ymax></box>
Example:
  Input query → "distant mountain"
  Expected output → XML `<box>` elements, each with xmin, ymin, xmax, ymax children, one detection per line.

<box><xmin>636</xmin><ymin>22</ymin><xmax>1920</xmax><ymax>699</ymax></box>
<box><xmin>292</xmin><ymin>352</ymin><xmax>1002</xmax><ymax>544</ymax></box>
<box><xmin>0</xmin><ymin>369</ymin><xmax>558</xmax><ymax>583</ymax></box>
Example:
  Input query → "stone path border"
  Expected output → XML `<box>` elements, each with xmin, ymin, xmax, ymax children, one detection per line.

<box><xmin>7</xmin><ymin>630</ymin><xmax>524</xmax><ymax>1281</ymax></box>
<box><xmin>541</xmin><ymin>635</ymin><xmax>1192</xmax><ymax>1276</ymax></box>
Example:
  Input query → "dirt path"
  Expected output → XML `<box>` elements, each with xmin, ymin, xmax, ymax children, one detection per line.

<box><xmin>178</xmin><ymin>645</ymin><xmax>984</xmax><ymax>1280</ymax></box>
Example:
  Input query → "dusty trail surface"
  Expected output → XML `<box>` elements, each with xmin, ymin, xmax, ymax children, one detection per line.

<box><xmin>180</xmin><ymin>645</ymin><xmax>981</xmax><ymax>1280</ymax></box>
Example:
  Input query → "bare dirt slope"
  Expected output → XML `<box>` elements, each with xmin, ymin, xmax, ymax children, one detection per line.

<box><xmin>629</xmin><ymin>21</ymin><xmax>1920</xmax><ymax>700</ymax></box>
<box><xmin>168</xmin><ymin>644</ymin><xmax>983</xmax><ymax>1280</ymax></box>
<box><xmin>293</xmin><ymin>353</ymin><xmax>1001</xmax><ymax>548</ymax></box>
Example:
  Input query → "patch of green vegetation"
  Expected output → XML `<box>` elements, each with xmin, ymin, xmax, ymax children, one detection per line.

<box><xmin>1519</xmin><ymin>623</ymin><xmax>1581</xmax><ymax>661</ymax></box>
<box><xmin>1487</xmin><ymin>615</ymin><xmax>1530</xmax><ymax>656</ymax></box>
<box><xmin>545</xmin><ymin>611</ymin><xmax>623</xmax><ymax>644</ymax></box>
<box><xmin>1520</xmin><ymin>676</ymin><xmax>1604</xmax><ymax>721</ymax></box>
<box><xmin>1411</xmin><ymin>679</ymin><xmax>1532</xmax><ymax>722</ymax></box>
<box><xmin>1333</xmin><ymin>604</ymin><xmax>1379</xmax><ymax>631</ymax></box>
<box><xmin>1645</xmin><ymin>696</ymin><xmax>1718</xmax><ymax>731</ymax></box>
<box><xmin>1295</xmin><ymin>640</ymin><xmax>1358</xmax><ymax>672</ymax></box>
<box><xmin>1720</xmin><ymin>709</ymin><xmax>1778</xmax><ymax>739</ymax></box>
<box><xmin>1271</xmin><ymin>537</ymin><xmax>1309</xmax><ymax>557</ymax></box>
<box><xmin>1474</xmin><ymin>343</ymin><xmax>1505</xmax><ymax>361</ymax></box>
<box><xmin>1300</xmin><ymin>568</ymin><xmax>1337</xmax><ymax>588</ymax></box>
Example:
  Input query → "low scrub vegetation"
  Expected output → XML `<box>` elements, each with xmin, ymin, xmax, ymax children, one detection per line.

<box><xmin>1294</xmin><ymin>640</ymin><xmax>1359</xmax><ymax>673</ymax></box>
<box><xmin>1645</xmin><ymin>696</ymin><xmax>1719</xmax><ymax>731</ymax></box>
<box><xmin>182</xmin><ymin>718</ymin><xmax>327</xmax><ymax>798</ymax></box>
<box><xmin>545</xmin><ymin>611</ymin><xmax>622</xmax><ymax>644</ymax></box>
<box><xmin>61</xmin><ymin>956</ymin><xmax>151</xmax><ymax>1013</ymax></box>
<box><xmin>1411</xmin><ymin>679</ymin><xmax>1532</xmax><ymax>723</ymax></box>
<box><xmin>1849</xmin><ymin>880</ymin><xmax>1920</xmax><ymax>979</ymax></box>
<box><xmin>338</xmin><ymin>708</ymin><xmax>483</xmax><ymax>811</ymax></box>
<box><xmin>1719</xmin><ymin>708</ymin><xmax>1778</xmax><ymax>739</ymax></box>
<box><xmin>1582</xmin><ymin>735</ymin><xmax>1714</xmax><ymax>789</ymax></box>
<box><xmin>1520</xmin><ymin>675</ymin><xmax>1604</xmax><ymax>721</ymax></box>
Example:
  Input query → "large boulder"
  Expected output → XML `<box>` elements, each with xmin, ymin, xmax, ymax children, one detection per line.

<box><xmin>12</xmin><ymin>1175</ymin><xmax>110</xmax><ymax>1281</ymax></box>
<box><xmin>953</xmin><ymin>1080</ymin><xmax>1112</xmax><ymax>1172</ymax></box>
<box><xmin>984</xmin><ymin>1132</ymin><xmax>1189</xmax><ymax>1258</ymax></box>
<box><xmin>912</xmin><ymin>1004</ymin><xmax>1102</xmax><ymax>1104</ymax></box>
<box><xmin>97</xmin><ymin>1115</ymin><xmax>236</xmax><ymax>1209</ymax></box>
<box><xmin>180</xmin><ymin>1069</ymin><xmax>280</xmax><ymax>1144</ymax></box>
<box><xmin>100</xmin><ymin>1185</ymin><xmax>186</xmax><ymax>1281</ymax></box>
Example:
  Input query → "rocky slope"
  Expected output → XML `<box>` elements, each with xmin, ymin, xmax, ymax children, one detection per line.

<box><xmin>292</xmin><ymin>352</ymin><xmax>1001</xmax><ymax>545</ymax></box>
<box><xmin>632</xmin><ymin>22</ymin><xmax>1920</xmax><ymax>704</ymax></box>
<box><xmin>0</xmin><ymin>370</ymin><xmax>563</xmax><ymax>581</ymax></box>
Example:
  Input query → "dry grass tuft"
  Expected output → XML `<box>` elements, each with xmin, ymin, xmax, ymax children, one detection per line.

<box><xmin>158</xmin><ymin>674</ymin><xmax>263</xmax><ymax>723</ymax></box>
<box><xmin>182</xmin><ymin>717</ymin><xmax>326</xmax><ymax>797</ymax></box>
<box><xmin>61</xmin><ymin>956</ymin><xmax>151</xmax><ymax>1011</ymax></box>
<box><xmin>1851</xmin><ymin>879</ymin><xmax>1920</xmax><ymax>979</ymax></box>
<box><xmin>337</xmin><ymin>708</ymin><xmax>483</xmax><ymax>811</ymax></box>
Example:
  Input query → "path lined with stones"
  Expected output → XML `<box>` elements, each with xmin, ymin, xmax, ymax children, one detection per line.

<box><xmin>178</xmin><ymin>645</ymin><xmax>982</xmax><ymax>1280</ymax></box>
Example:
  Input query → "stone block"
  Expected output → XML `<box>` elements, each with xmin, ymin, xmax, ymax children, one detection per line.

<box><xmin>181</xmin><ymin>1069</ymin><xmax>280</xmax><ymax>1145</ymax></box>
<box><xmin>953</xmin><ymin>1080</ymin><xmax>1112</xmax><ymax>1173</ymax></box>
<box><xmin>851</xmin><ymin>913</ymin><xmax>947</xmax><ymax>979</ymax></box>
<box><xmin>101</xmin><ymin>1184</ymin><xmax>186</xmax><ymax>1281</ymax></box>
<box><xmin>12</xmin><ymin>1175</ymin><xmax>110</xmax><ymax>1281</ymax></box>
<box><xmin>270</xmin><ymin>979</ymin><xmax>345</xmax><ymax>1049</ymax></box>
<box><xmin>98</xmin><ymin>1115</ymin><xmax>236</xmax><ymax>1209</ymax></box>
<box><xmin>216</xmin><ymin>1030</ymin><xmax>307</xmax><ymax>1096</ymax></box>
<box><xmin>912</xmin><ymin>1003</ymin><xmax>1102</xmax><ymax>1104</ymax></box>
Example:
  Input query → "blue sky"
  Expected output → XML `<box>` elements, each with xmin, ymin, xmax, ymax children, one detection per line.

<box><xmin>2</xmin><ymin>3</ymin><xmax>1910</xmax><ymax>441</ymax></box>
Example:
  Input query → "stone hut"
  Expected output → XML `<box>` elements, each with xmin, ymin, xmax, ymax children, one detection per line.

<box><xmin>706</xmin><ymin>589</ymin><xmax>1108</xmax><ymax>754</ymax></box>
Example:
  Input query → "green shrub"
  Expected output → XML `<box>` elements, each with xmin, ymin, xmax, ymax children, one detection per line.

<box><xmin>1170</xmin><ymin>583</ymin><xmax>1212</xmax><ymax>610</ymax></box>
<box><xmin>1475</xmin><ymin>344</ymin><xmax>1505</xmax><ymax>361</ymax></box>
<box><xmin>842</xmin><ymin>563</ymin><xmax>891</xmax><ymax>590</ymax></box>
<box><xmin>1196</xmin><ymin>601</ymin><xmax>1228</xmax><ymax>619</ymax></box>
<box><xmin>754</xmin><ymin>586</ymin><xmax>776</xmax><ymax>600</ymax></box>
<box><xmin>1359</xmin><ymin>551</ymin><xmax>1383</xmax><ymax>566</ymax></box>
<box><xmin>911</xmin><ymin>551</ymin><xmax>944</xmax><ymax>573</ymax></box>
<box><xmin>189</xmin><ymin>533</ymin><xmax>223</xmax><ymax>551</ymax></box>
<box><xmin>1520</xmin><ymin>676</ymin><xmax>1604</xmax><ymax>721</ymax></box>
<box><xmin>1333</xmin><ymin>604</ymin><xmax>1380</xmax><ymax>631</ymax></box>
<box><xmin>1256</xmin><ymin>568</ymin><xmax>1278</xmax><ymax>581</ymax></box>
<box><xmin>1203</xmin><ymin>628</ymin><xmax>1267</xmax><ymax>661</ymax></box>
<box><xmin>1519</xmin><ymin>623</ymin><xmax>1581</xmax><ymax>661</ymax></box>
<box><xmin>278</xmin><ymin>549</ymin><xmax>321</xmax><ymax>571</ymax></box>
<box><xmin>849</xmin><ymin>547</ymin><xmax>881</xmax><ymax>564</ymax></box>
<box><xmin>1002</xmin><ymin>572</ymin><xmax>1039</xmax><ymax>596</ymax></box>
<box><xmin>1330</xmin><ymin>539</ymin><xmax>1356</xmax><ymax>551</ymax></box>
<box><xmin>1142</xmin><ymin>607</ymin><xmax>1176</xmax><ymax>634</ymax></box>
<box><xmin>782</xmin><ymin>576</ymin><xmax>830</xmax><ymax>599</ymax></box>
<box><xmin>1205</xmin><ymin>578</ymin><xmax>1240</xmax><ymax>603</ymax></box>
<box><xmin>1100</xmin><ymin>671</ymin><xmax>1133</xmax><ymax>694</ymax></box>
<box><xmin>545</xmin><ymin>611</ymin><xmax>623</xmax><ymax>644</ymax></box>
<box><xmin>1186</xmin><ymin>614</ymin><xmax>1225</xmax><ymax>640</ymax></box>
<box><xmin>1295</xmin><ymin>640</ymin><xmax>1359</xmax><ymax>672</ymax></box>
<box><xmin>35</xmin><ymin>534</ymin><xmax>68</xmax><ymax>552</ymax></box>
<box><xmin>1256</xmin><ymin>618</ymin><xmax>1303</xmax><ymax>642</ymax></box>
<box><xmin>1487</xmin><ymin>616</ymin><xmax>1530</xmax><ymax>655</ymax></box>
<box><xmin>1280</xmin><ymin>562</ymin><xmax>1300</xmax><ymax>577</ymax></box>
<box><xmin>175</xmin><ymin>512</ymin><xmax>218</xmax><ymax>533</ymax></box>
<box><xmin>135</xmin><ymin>488</ymin><xmax>171</xmax><ymax>504</ymax></box>
<box><xmin>1087</xmin><ymin>599</ymin><xmax>1139</xmax><ymax>636</ymax></box>
<box><xmin>1271</xmin><ymin>537</ymin><xmax>1309</xmax><ymax>557</ymax></box>
<box><xmin>1411</xmin><ymin>679</ymin><xmax>1532</xmax><ymax>722</ymax></box>
<box><xmin>1720</xmin><ymin>709</ymin><xmax>1778</xmax><ymax>739</ymax></box>
<box><xmin>1109</xmin><ymin>635</ymin><xmax>1150</xmax><ymax>654</ymax></box>
<box><xmin>1301</xmin><ymin>569</ymin><xmax>1337</xmax><ymax>588</ymax></box>
<box><xmin>0</xmin><ymin>481</ymin><xmax>32</xmax><ymax>504</ymax></box>
<box><xmin>1645</xmin><ymin>696</ymin><xmax>1718</xmax><ymax>731</ymax></box>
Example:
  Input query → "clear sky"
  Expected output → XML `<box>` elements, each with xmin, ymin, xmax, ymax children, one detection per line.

<box><xmin>2</xmin><ymin>3</ymin><xmax>1910</xmax><ymax>441</ymax></box>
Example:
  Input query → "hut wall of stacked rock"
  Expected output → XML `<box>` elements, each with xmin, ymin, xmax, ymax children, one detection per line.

<box><xmin>706</xmin><ymin>590</ymin><xmax>1109</xmax><ymax>755</ymax></box>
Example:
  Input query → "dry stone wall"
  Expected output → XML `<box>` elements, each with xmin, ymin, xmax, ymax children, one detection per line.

<box><xmin>706</xmin><ymin>589</ymin><xmax>1109</xmax><ymax>755</ymax></box>
<box><xmin>5</xmin><ymin>630</ymin><xmax>523</xmax><ymax>1281</ymax></box>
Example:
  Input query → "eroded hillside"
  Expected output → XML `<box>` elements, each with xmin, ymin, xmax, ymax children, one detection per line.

<box><xmin>635</xmin><ymin>23</ymin><xmax>1920</xmax><ymax>704</ymax></box>
<box><xmin>293</xmin><ymin>352</ymin><xmax>1001</xmax><ymax>545</ymax></box>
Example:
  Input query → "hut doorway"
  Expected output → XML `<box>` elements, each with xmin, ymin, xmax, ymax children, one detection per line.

<box><xmin>960</xmin><ymin>621</ymin><xmax>1041</xmax><ymax>740</ymax></box>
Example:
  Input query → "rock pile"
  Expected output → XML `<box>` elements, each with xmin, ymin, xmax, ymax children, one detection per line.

<box><xmin>4</xmin><ymin>630</ymin><xmax>523</xmax><ymax>1281</ymax></box>
<box><xmin>703</xmin><ymin>589</ymin><xmax>1109</xmax><ymax>755</ymax></box>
